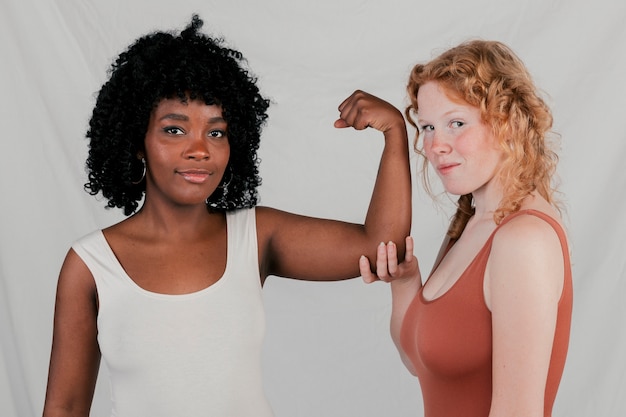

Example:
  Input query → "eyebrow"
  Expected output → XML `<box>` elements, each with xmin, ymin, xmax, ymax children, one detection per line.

<box><xmin>159</xmin><ymin>113</ymin><xmax>188</xmax><ymax>122</ymax></box>
<box><xmin>417</xmin><ymin>108</ymin><xmax>467</xmax><ymax>125</ymax></box>
<box><xmin>158</xmin><ymin>113</ymin><xmax>226</xmax><ymax>124</ymax></box>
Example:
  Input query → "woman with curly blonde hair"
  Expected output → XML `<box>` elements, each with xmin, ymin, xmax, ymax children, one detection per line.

<box><xmin>360</xmin><ymin>40</ymin><xmax>572</xmax><ymax>417</ymax></box>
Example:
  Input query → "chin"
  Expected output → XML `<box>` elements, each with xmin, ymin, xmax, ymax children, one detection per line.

<box><xmin>440</xmin><ymin>178</ymin><xmax>479</xmax><ymax>196</ymax></box>
<box><xmin>443</xmin><ymin>186</ymin><xmax>472</xmax><ymax>197</ymax></box>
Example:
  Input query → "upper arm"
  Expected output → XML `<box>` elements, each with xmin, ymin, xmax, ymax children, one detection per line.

<box><xmin>43</xmin><ymin>249</ymin><xmax>101</xmax><ymax>417</ymax></box>
<box><xmin>256</xmin><ymin>207</ymin><xmax>391</xmax><ymax>281</ymax></box>
<box><xmin>486</xmin><ymin>216</ymin><xmax>564</xmax><ymax>416</ymax></box>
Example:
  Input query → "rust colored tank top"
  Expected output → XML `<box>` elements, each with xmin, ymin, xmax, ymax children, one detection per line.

<box><xmin>400</xmin><ymin>210</ymin><xmax>572</xmax><ymax>417</ymax></box>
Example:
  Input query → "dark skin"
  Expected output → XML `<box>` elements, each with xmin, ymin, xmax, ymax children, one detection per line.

<box><xmin>43</xmin><ymin>90</ymin><xmax>411</xmax><ymax>417</ymax></box>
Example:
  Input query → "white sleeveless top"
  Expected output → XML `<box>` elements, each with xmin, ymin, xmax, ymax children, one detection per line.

<box><xmin>72</xmin><ymin>208</ymin><xmax>273</xmax><ymax>417</ymax></box>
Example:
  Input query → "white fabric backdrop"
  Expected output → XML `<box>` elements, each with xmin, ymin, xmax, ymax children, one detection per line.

<box><xmin>1</xmin><ymin>0</ymin><xmax>624</xmax><ymax>416</ymax></box>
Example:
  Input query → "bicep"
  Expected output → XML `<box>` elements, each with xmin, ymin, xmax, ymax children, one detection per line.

<box><xmin>43</xmin><ymin>249</ymin><xmax>101</xmax><ymax>417</ymax></box>
<box><xmin>257</xmin><ymin>207</ymin><xmax>376</xmax><ymax>281</ymax></box>
<box><xmin>487</xmin><ymin>219</ymin><xmax>564</xmax><ymax>415</ymax></box>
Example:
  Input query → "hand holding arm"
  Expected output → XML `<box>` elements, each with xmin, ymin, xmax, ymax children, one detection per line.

<box><xmin>359</xmin><ymin>236</ymin><xmax>420</xmax><ymax>284</ymax></box>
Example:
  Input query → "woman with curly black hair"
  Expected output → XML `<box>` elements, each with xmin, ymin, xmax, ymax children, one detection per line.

<box><xmin>42</xmin><ymin>14</ymin><xmax>411</xmax><ymax>417</ymax></box>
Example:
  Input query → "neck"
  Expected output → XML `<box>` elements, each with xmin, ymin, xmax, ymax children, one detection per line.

<box><xmin>132</xmin><ymin>200</ymin><xmax>223</xmax><ymax>241</ymax></box>
<box><xmin>469</xmin><ymin>181</ymin><xmax>504</xmax><ymax>223</ymax></box>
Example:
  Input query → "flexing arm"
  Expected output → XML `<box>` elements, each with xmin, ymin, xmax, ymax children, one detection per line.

<box><xmin>486</xmin><ymin>216</ymin><xmax>564</xmax><ymax>416</ymax></box>
<box><xmin>359</xmin><ymin>237</ymin><xmax>422</xmax><ymax>374</ymax></box>
<box><xmin>42</xmin><ymin>250</ymin><xmax>100</xmax><ymax>417</ymax></box>
<box><xmin>258</xmin><ymin>90</ymin><xmax>411</xmax><ymax>281</ymax></box>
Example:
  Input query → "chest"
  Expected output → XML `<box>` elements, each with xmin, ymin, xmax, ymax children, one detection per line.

<box><xmin>401</xmin><ymin>251</ymin><xmax>494</xmax><ymax>381</ymax></box>
<box><xmin>106</xmin><ymin>232</ymin><xmax>227</xmax><ymax>295</ymax></box>
<box><xmin>423</xmin><ymin>223</ymin><xmax>495</xmax><ymax>301</ymax></box>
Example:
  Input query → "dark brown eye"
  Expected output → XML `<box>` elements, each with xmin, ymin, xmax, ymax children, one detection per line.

<box><xmin>208</xmin><ymin>130</ymin><xmax>226</xmax><ymax>138</ymax></box>
<box><xmin>164</xmin><ymin>126</ymin><xmax>184</xmax><ymax>135</ymax></box>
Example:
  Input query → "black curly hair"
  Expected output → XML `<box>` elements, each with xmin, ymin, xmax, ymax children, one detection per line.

<box><xmin>85</xmin><ymin>14</ymin><xmax>270</xmax><ymax>215</ymax></box>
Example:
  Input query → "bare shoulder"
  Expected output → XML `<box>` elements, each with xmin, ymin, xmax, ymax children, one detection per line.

<box><xmin>254</xmin><ymin>206</ymin><xmax>290</xmax><ymax>255</ymax></box>
<box><xmin>487</xmin><ymin>211</ymin><xmax>565</xmax><ymax>308</ymax></box>
<box><xmin>57</xmin><ymin>248</ymin><xmax>97</xmax><ymax>301</ymax></box>
<box><xmin>255</xmin><ymin>205</ymin><xmax>317</xmax><ymax>239</ymax></box>
<box><xmin>255</xmin><ymin>205</ymin><xmax>305</xmax><ymax>221</ymax></box>
<box><xmin>254</xmin><ymin>206</ymin><xmax>282</xmax><ymax>239</ymax></box>
<box><xmin>254</xmin><ymin>205</ymin><xmax>282</xmax><ymax>223</ymax></box>
<box><xmin>493</xmin><ymin>212</ymin><xmax>563</xmax><ymax>252</ymax></box>
<box><xmin>491</xmin><ymin>211</ymin><xmax>565</xmax><ymax>275</ymax></box>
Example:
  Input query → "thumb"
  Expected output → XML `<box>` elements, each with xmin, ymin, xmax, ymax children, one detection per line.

<box><xmin>334</xmin><ymin>119</ymin><xmax>349</xmax><ymax>129</ymax></box>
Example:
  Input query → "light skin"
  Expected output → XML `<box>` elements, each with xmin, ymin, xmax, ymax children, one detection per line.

<box><xmin>360</xmin><ymin>81</ymin><xmax>565</xmax><ymax>417</ymax></box>
<box><xmin>43</xmin><ymin>90</ymin><xmax>412</xmax><ymax>417</ymax></box>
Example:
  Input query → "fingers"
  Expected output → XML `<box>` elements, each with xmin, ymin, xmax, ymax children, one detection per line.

<box><xmin>375</xmin><ymin>241</ymin><xmax>391</xmax><ymax>282</ymax></box>
<box><xmin>359</xmin><ymin>242</ymin><xmax>391</xmax><ymax>284</ymax></box>
<box><xmin>337</xmin><ymin>90</ymin><xmax>362</xmax><ymax>116</ymax></box>
<box><xmin>404</xmin><ymin>236</ymin><xmax>415</xmax><ymax>263</ymax></box>
<box><xmin>359</xmin><ymin>237</ymin><xmax>419</xmax><ymax>284</ymax></box>
<box><xmin>359</xmin><ymin>255</ymin><xmax>377</xmax><ymax>284</ymax></box>
<box><xmin>336</xmin><ymin>90</ymin><xmax>402</xmax><ymax>133</ymax></box>
<box><xmin>336</xmin><ymin>90</ymin><xmax>380</xmax><ymax>131</ymax></box>
<box><xmin>385</xmin><ymin>241</ymin><xmax>399</xmax><ymax>277</ymax></box>
<box><xmin>365</xmin><ymin>241</ymin><xmax>399</xmax><ymax>283</ymax></box>
<box><xmin>333</xmin><ymin>118</ymin><xmax>350</xmax><ymax>129</ymax></box>
<box><xmin>336</xmin><ymin>90</ymin><xmax>371</xmax><ymax>131</ymax></box>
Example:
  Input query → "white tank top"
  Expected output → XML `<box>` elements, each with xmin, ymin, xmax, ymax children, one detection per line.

<box><xmin>72</xmin><ymin>208</ymin><xmax>273</xmax><ymax>417</ymax></box>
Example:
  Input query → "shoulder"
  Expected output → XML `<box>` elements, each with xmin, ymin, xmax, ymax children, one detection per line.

<box><xmin>57</xmin><ymin>248</ymin><xmax>97</xmax><ymax>302</ymax></box>
<box><xmin>493</xmin><ymin>211</ymin><xmax>563</xmax><ymax>252</ymax></box>
<box><xmin>486</xmin><ymin>211</ymin><xmax>565</xmax><ymax>308</ymax></box>
<box><xmin>491</xmin><ymin>211</ymin><xmax>565</xmax><ymax>271</ymax></box>
<box><xmin>254</xmin><ymin>206</ymin><xmax>293</xmax><ymax>242</ymax></box>
<box><xmin>255</xmin><ymin>205</ymin><xmax>284</xmax><ymax>220</ymax></box>
<box><xmin>255</xmin><ymin>205</ymin><xmax>305</xmax><ymax>230</ymax></box>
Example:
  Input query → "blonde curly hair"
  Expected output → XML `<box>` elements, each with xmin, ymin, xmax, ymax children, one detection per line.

<box><xmin>405</xmin><ymin>40</ymin><xmax>560</xmax><ymax>238</ymax></box>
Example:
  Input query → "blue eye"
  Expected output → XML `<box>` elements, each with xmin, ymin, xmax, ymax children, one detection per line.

<box><xmin>451</xmin><ymin>121</ymin><xmax>464</xmax><ymax>128</ymax></box>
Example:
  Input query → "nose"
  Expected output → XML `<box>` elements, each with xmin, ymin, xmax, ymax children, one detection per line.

<box><xmin>183</xmin><ymin>133</ymin><xmax>210</xmax><ymax>160</ymax></box>
<box><xmin>428</xmin><ymin>130</ymin><xmax>451</xmax><ymax>154</ymax></box>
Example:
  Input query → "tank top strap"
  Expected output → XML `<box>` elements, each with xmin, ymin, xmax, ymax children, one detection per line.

<box><xmin>495</xmin><ymin>209</ymin><xmax>567</xmax><ymax>244</ymax></box>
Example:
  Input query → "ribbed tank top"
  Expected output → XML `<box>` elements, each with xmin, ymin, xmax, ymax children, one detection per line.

<box><xmin>72</xmin><ymin>208</ymin><xmax>274</xmax><ymax>417</ymax></box>
<box><xmin>400</xmin><ymin>209</ymin><xmax>573</xmax><ymax>417</ymax></box>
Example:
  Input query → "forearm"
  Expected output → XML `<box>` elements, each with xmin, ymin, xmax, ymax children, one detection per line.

<box><xmin>363</xmin><ymin>122</ymin><xmax>412</xmax><ymax>256</ymax></box>
<box><xmin>42</xmin><ymin>404</ymin><xmax>91</xmax><ymax>417</ymax></box>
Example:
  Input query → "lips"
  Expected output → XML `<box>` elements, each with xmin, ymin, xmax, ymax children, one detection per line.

<box><xmin>436</xmin><ymin>162</ymin><xmax>460</xmax><ymax>175</ymax></box>
<box><xmin>177</xmin><ymin>169</ymin><xmax>212</xmax><ymax>184</ymax></box>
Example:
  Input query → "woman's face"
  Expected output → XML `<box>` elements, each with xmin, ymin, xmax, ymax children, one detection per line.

<box><xmin>142</xmin><ymin>98</ymin><xmax>230</xmax><ymax>207</ymax></box>
<box><xmin>417</xmin><ymin>81</ymin><xmax>504</xmax><ymax>197</ymax></box>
